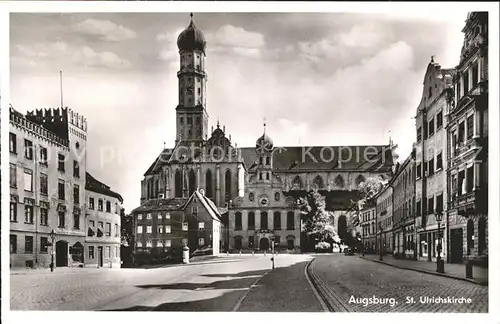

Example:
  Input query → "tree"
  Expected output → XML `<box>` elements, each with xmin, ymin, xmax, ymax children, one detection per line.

<box><xmin>299</xmin><ymin>189</ymin><xmax>340</xmax><ymax>245</ymax></box>
<box><xmin>120</xmin><ymin>210</ymin><xmax>135</xmax><ymax>265</ymax></box>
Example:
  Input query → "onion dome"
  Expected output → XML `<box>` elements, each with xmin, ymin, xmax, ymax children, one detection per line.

<box><xmin>177</xmin><ymin>13</ymin><xmax>207</xmax><ymax>53</ymax></box>
<box><xmin>256</xmin><ymin>133</ymin><xmax>273</xmax><ymax>151</ymax></box>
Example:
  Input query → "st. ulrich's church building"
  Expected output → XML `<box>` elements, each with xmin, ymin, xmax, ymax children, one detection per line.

<box><xmin>132</xmin><ymin>14</ymin><xmax>396</xmax><ymax>255</ymax></box>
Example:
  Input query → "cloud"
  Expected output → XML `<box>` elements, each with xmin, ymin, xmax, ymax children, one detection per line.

<box><xmin>13</xmin><ymin>42</ymin><xmax>131</xmax><ymax>70</ymax></box>
<box><xmin>73</xmin><ymin>18</ymin><xmax>137</xmax><ymax>42</ymax></box>
<box><xmin>211</xmin><ymin>25</ymin><xmax>265</xmax><ymax>48</ymax></box>
<box><xmin>233</xmin><ymin>47</ymin><xmax>261</xmax><ymax>59</ymax></box>
<box><xmin>158</xmin><ymin>49</ymin><xmax>177</xmax><ymax>61</ymax></box>
<box><xmin>337</xmin><ymin>23</ymin><xmax>388</xmax><ymax>49</ymax></box>
<box><xmin>156</xmin><ymin>29</ymin><xmax>184</xmax><ymax>42</ymax></box>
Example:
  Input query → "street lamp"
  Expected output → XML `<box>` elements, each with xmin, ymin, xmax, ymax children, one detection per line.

<box><xmin>435</xmin><ymin>212</ymin><xmax>444</xmax><ymax>273</ymax></box>
<box><xmin>49</xmin><ymin>229</ymin><xmax>56</xmax><ymax>272</ymax></box>
<box><xmin>378</xmin><ymin>224</ymin><xmax>383</xmax><ymax>261</ymax></box>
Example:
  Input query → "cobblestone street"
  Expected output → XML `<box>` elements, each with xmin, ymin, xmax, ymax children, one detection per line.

<box><xmin>309</xmin><ymin>254</ymin><xmax>488</xmax><ymax>312</ymax></box>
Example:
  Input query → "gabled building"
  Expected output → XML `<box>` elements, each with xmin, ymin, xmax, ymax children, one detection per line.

<box><xmin>414</xmin><ymin>57</ymin><xmax>454</xmax><ymax>262</ymax></box>
<box><xmin>359</xmin><ymin>199</ymin><xmax>377</xmax><ymax>253</ymax></box>
<box><xmin>446</xmin><ymin>12</ymin><xmax>488</xmax><ymax>265</ymax></box>
<box><xmin>375</xmin><ymin>183</ymin><xmax>393</xmax><ymax>254</ymax></box>
<box><xmin>132</xmin><ymin>189</ymin><xmax>223</xmax><ymax>261</ymax></box>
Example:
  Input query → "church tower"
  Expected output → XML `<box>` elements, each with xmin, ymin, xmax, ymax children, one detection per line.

<box><xmin>176</xmin><ymin>13</ymin><xmax>209</xmax><ymax>143</ymax></box>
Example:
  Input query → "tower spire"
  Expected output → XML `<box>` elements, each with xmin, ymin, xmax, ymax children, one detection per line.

<box><xmin>263</xmin><ymin>117</ymin><xmax>267</xmax><ymax>135</ymax></box>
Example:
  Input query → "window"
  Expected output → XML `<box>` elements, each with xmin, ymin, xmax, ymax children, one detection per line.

<box><xmin>73</xmin><ymin>161</ymin><xmax>80</xmax><ymax>178</ymax></box>
<box><xmin>416</xmin><ymin>163</ymin><xmax>422</xmax><ymax>178</ymax></box>
<box><xmin>472</xmin><ymin>63</ymin><xmax>479</xmax><ymax>88</ymax></box>
<box><xmin>198</xmin><ymin>237</ymin><xmax>205</xmax><ymax>246</ymax></box>
<box><xmin>436</xmin><ymin>111</ymin><xmax>443</xmax><ymax>129</ymax></box>
<box><xmin>88</xmin><ymin>246</ymin><xmax>95</xmax><ymax>259</ymax></box>
<box><xmin>137</xmin><ymin>226</ymin><xmax>143</xmax><ymax>234</ymax></box>
<box><xmin>261</xmin><ymin>212</ymin><xmax>268</xmax><ymax>230</ymax></box>
<box><xmin>106</xmin><ymin>201</ymin><xmax>111</xmax><ymax>213</ymax></box>
<box><xmin>25</xmin><ymin>236</ymin><xmax>34</xmax><ymax>253</ymax></box>
<box><xmin>180</xmin><ymin>117</ymin><xmax>184</xmax><ymax>124</ymax></box>
<box><xmin>40</xmin><ymin>173</ymin><xmax>48</xmax><ymax>195</ymax></box>
<box><xmin>463</xmin><ymin>70</ymin><xmax>469</xmax><ymax>94</ymax></box>
<box><xmin>158</xmin><ymin>226</ymin><xmax>163</xmax><ymax>234</ymax></box>
<box><xmin>428</xmin><ymin>118</ymin><xmax>434</xmax><ymax>137</ymax></box>
<box><xmin>467</xmin><ymin>166</ymin><xmax>474</xmax><ymax>192</ymax></box>
<box><xmin>417</xmin><ymin>126</ymin><xmax>422</xmax><ymax>142</ymax></box>
<box><xmin>98</xmin><ymin>199</ymin><xmax>103</xmax><ymax>211</ymax></box>
<box><xmin>436</xmin><ymin>194</ymin><xmax>443</xmax><ymax>214</ymax></box>
<box><xmin>165</xmin><ymin>225</ymin><xmax>171</xmax><ymax>233</ymax></box>
<box><xmin>115</xmin><ymin>224</ymin><xmax>119</xmax><ymax>237</ymax></box>
<box><xmin>428</xmin><ymin>158</ymin><xmax>434</xmax><ymax>176</ymax></box>
<box><xmin>147</xmin><ymin>226</ymin><xmax>152</xmax><ymax>233</ymax></box>
<box><xmin>89</xmin><ymin>198</ymin><xmax>95</xmax><ymax>210</ymax></box>
<box><xmin>467</xmin><ymin>115</ymin><xmax>474</xmax><ymax>140</ymax></box>
<box><xmin>106</xmin><ymin>223</ymin><xmax>111</xmax><ymax>236</ymax></box>
<box><xmin>74</xmin><ymin>185</ymin><xmax>80</xmax><ymax>204</ymax></box>
<box><xmin>275</xmin><ymin>192</ymin><xmax>280</xmax><ymax>201</ymax></box>
<box><xmin>187</xmin><ymin>117</ymin><xmax>192</xmax><ymax>125</ymax></box>
<box><xmin>265</xmin><ymin>172</ymin><xmax>270</xmax><ymax>180</ymax></box>
<box><xmin>58</xmin><ymin>154</ymin><xmax>65</xmax><ymax>172</ymax></box>
<box><xmin>199</xmin><ymin>222</ymin><xmax>205</xmax><ymax>230</ymax></box>
<box><xmin>428</xmin><ymin>86</ymin><xmax>432</xmax><ymax>98</ymax></box>
<box><xmin>137</xmin><ymin>213</ymin><xmax>142</xmax><ymax>220</ymax></box>
<box><xmin>249</xmin><ymin>193</ymin><xmax>255</xmax><ymax>201</ymax></box>
<box><xmin>41</xmin><ymin>237</ymin><xmax>48</xmax><ymax>253</ymax></box>
<box><xmin>266</xmin><ymin>157</ymin><xmax>270</xmax><ymax>165</ymax></box>
<box><xmin>9</xmin><ymin>133</ymin><xmax>17</xmax><ymax>153</ymax></box>
<box><xmin>24</xmin><ymin>139</ymin><xmax>33</xmax><ymax>160</ymax></box>
<box><xmin>436</xmin><ymin>153</ymin><xmax>443</xmax><ymax>170</ymax></box>
<box><xmin>165</xmin><ymin>240</ymin><xmax>172</xmax><ymax>247</ymax></box>
<box><xmin>416</xmin><ymin>201</ymin><xmax>421</xmax><ymax>216</ymax></box>
<box><xmin>106</xmin><ymin>246</ymin><xmax>111</xmax><ymax>258</ymax></box>
<box><xmin>89</xmin><ymin>220</ymin><xmax>95</xmax><ymax>227</ymax></box>
<box><xmin>58</xmin><ymin>180</ymin><xmax>65</xmax><ymax>200</ymax></box>
<box><xmin>24</xmin><ymin>169</ymin><xmax>33</xmax><ymax>192</ymax></box>
<box><xmin>40</xmin><ymin>146</ymin><xmax>48</xmax><ymax>165</ymax></box>
<box><xmin>10</xmin><ymin>235</ymin><xmax>17</xmax><ymax>253</ymax></box>
<box><xmin>10</xmin><ymin>199</ymin><xmax>17</xmax><ymax>222</ymax></box>
<box><xmin>58</xmin><ymin>212</ymin><xmax>65</xmax><ymax>228</ymax></box>
<box><xmin>287</xmin><ymin>212</ymin><xmax>295</xmax><ymax>230</ymax></box>
<box><xmin>24</xmin><ymin>203</ymin><xmax>34</xmax><ymax>224</ymax></box>
<box><xmin>10</xmin><ymin>163</ymin><xmax>16</xmax><ymax>187</ymax></box>
<box><xmin>235</xmin><ymin>212</ymin><xmax>242</xmax><ymax>230</ymax></box>
<box><xmin>165</xmin><ymin>213</ymin><xmax>171</xmax><ymax>220</ymax></box>
<box><xmin>137</xmin><ymin>242</ymin><xmax>143</xmax><ymax>247</ymax></box>
<box><xmin>158</xmin><ymin>213</ymin><xmax>163</xmax><ymax>220</ymax></box>
<box><xmin>146</xmin><ymin>241</ymin><xmax>152</xmax><ymax>248</ymax></box>
<box><xmin>182</xmin><ymin>222</ymin><xmax>188</xmax><ymax>231</ymax></box>
<box><xmin>274</xmin><ymin>212</ymin><xmax>281</xmax><ymax>230</ymax></box>
<box><xmin>147</xmin><ymin>213</ymin><xmax>152</xmax><ymax>220</ymax></box>
<box><xmin>428</xmin><ymin>196</ymin><xmax>434</xmax><ymax>214</ymax></box>
<box><xmin>40</xmin><ymin>208</ymin><xmax>48</xmax><ymax>225</ymax></box>
<box><xmin>458</xmin><ymin>121</ymin><xmax>465</xmax><ymax>143</ymax></box>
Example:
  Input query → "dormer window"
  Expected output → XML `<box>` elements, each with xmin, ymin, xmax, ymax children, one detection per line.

<box><xmin>428</xmin><ymin>86</ymin><xmax>432</xmax><ymax>98</ymax></box>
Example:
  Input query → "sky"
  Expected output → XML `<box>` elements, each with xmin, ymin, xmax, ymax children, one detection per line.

<box><xmin>10</xmin><ymin>11</ymin><xmax>469</xmax><ymax>212</ymax></box>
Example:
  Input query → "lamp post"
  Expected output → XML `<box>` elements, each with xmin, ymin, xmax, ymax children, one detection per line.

<box><xmin>435</xmin><ymin>212</ymin><xmax>444</xmax><ymax>273</ymax></box>
<box><xmin>50</xmin><ymin>229</ymin><xmax>56</xmax><ymax>272</ymax></box>
<box><xmin>378</xmin><ymin>224</ymin><xmax>383</xmax><ymax>261</ymax></box>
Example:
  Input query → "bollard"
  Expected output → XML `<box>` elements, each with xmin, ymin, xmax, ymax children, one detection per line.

<box><xmin>264</xmin><ymin>250</ymin><xmax>267</xmax><ymax>257</ymax></box>
<box><xmin>252</xmin><ymin>250</ymin><xmax>254</xmax><ymax>256</ymax></box>
<box><xmin>183</xmin><ymin>246</ymin><xmax>190</xmax><ymax>264</ymax></box>
<box><xmin>239</xmin><ymin>250</ymin><xmax>242</xmax><ymax>256</ymax></box>
<box><xmin>465</xmin><ymin>260</ymin><xmax>473</xmax><ymax>279</ymax></box>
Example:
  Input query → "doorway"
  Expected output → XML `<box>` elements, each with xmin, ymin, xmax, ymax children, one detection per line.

<box><xmin>259</xmin><ymin>238</ymin><xmax>269</xmax><ymax>251</ymax></box>
<box><xmin>450</xmin><ymin>228</ymin><xmax>463</xmax><ymax>263</ymax></box>
<box><xmin>98</xmin><ymin>246</ymin><xmax>104</xmax><ymax>267</ymax></box>
<box><xmin>55</xmin><ymin>241</ymin><xmax>68</xmax><ymax>267</ymax></box>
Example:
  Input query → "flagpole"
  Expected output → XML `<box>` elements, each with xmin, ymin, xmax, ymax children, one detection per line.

<box><xmin>60</xmin><ymin>71</ymin><xmax>64</xmax><ymax>108</ymax></box>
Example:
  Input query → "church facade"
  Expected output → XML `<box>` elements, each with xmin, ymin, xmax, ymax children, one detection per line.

<box><xmin>137</xmin><ymin>15</ymin><xmax>396</xmax><ymax>253</ymax></box>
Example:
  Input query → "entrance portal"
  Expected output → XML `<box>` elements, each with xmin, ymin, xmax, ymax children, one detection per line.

<box><xmin>450</xmin><ymin>228</ymin><xmax>463</xmax><ymax>263</ymax></box>
<box><xmin>259</xmin><ymin>238</ymin><xmax>269</xmax><ymax>251</ymax></box>
<box><xmin>55</xmin><ymin>241</ymin><xmax>68</xmax><ymax>267</ymax></box>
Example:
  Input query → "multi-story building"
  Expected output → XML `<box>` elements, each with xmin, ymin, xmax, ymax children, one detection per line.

<box><xmin>414</xmin><ymin>57</ymin><xmax>454</xmax><ymax>262</ymax></box>
<box><xmin>375</xmin><ymin>183</ymin><xmax>393</xmax><ymax>254</ymax></box>
<box><xmin>359</xmin><ymin>200</ymin><xmax>377</xmax><ymax>253</ymax></box>
<box><xmin>446</xmin><ymin>12</ymin><xmax>488</xmax><ymax>265</ymax></box>
<box><xmin>132</xmin><ymin>189</ymin><xmax>223</xmax><ymax>260</ymax></box>
<box><xmin>136</xmin><ymin>14</ymin><xmax>397</xmax><ymax>253</ymax></box>
<box><xmin>85</xmin><ymin>172</ymin><xmax>123</xmax><ymax>268</ymax></box>
<box><xmin>391</xmin><ymin>149</ymin><xmax>416</xmax><ymax>259</ymax></box>
<box><xmin>9</xmin><ymin>106</ymin><xmax>88</xmax><ymax>268</ymax></box>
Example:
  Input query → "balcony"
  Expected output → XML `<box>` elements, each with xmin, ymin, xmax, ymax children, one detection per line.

<box><xmin>452</xmin><ymin>138</ymin><xmax>483</xmax><ymax>164</ymax></box>
<box><xmin>449</xmin><ymin>189</ymin><xmax>486</xmax><ymax>215</ymax></box>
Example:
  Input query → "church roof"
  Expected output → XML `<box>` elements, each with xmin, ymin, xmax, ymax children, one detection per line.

<box><xmin>177</xmin><ymin>14</ymin><xmax>206</xmax><ymax>53</ymax></box>
<box><xmin>132</xmin><ymin>197</ymin><xmax>189</xmax><ymax>213</ymax></box>
<box><xmin>239</xmin><ymin>145</ymin><xmax>393</xmax><ymax>172</ymax></box>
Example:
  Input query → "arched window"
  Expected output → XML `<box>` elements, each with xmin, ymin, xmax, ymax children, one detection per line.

<box><xmin>265</xmin><ymin>156</ymin><xmax>270</xmax><ymax>165</ymax></box>
<box><xmin>478</xmin><ymin>218</ymin><xmax>486</xmax><ymax>255</ymax></box>
<box><xmin>235</xmin><ymin>212</ymin><xmax>242</xmax><ymax>231</ymax></box>
<box><xmin>355</xmin><ymin>175</ymin><xmax>366</xmax><ymax>188</ymax></box>
<box><xmin>274</xmin><ymin>211</ymin><xmax>281</xmax><ymax>230</ymax></box>
<box><xmin>174</xmin><ymin>170</ymin><xmax>182</xmax><ymax>197</ymax></box>
<box><xmin>248</xmin><ymin>211</ymin><xmax>255</xmax><ymax>230</ymax></box>
<box><xmin>261</xmin><ymin>211</ymin><xmax>268</xmax><ymax>230</ymax></box>
<box><xmin>205</xmin><ymin>169</ymin><xmax>213</xmax><ymax>198</ymax></box>
<box><xmin>313</xmin><ymin>175</ymin><xmax>324</xmax><ymax>189</ymax></box>
<box><xmin>225</xmin><ymin>169</ymin><xmax>232</xmax><ymax>203</ymax></box>
<box><xmin>189</xmin><ymin>169</ymin><xmax>196</xmax><ymax>196</ymax></box>
<box><xmin>292</xmin><ymin>176</ymin><xmax>302</xmax><ymax>189</ymax></box>
<box><xmin>467</xmin><ymin>219</ymin><xmax>474</xmax><ymax>255</ymax></box>
<box><xmin>335</xmin><ymin>175</ymin><xmax>345</xmax><ymax>189</ymax></box>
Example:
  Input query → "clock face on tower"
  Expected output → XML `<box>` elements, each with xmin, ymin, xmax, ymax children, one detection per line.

<box><xmin>260</xmin><ymin>197</ymin><xmax>269</xmax><ymax>207</ymax></box>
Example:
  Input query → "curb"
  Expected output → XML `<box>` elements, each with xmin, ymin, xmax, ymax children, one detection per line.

<box><xmin>305</xmin><ymin>258</ymin><xmax>352</xmax><ymax>312</ymax></box>
<box><xmin>304</xmin><ymin>259</ymin><xmax>329</xmax><ymax>312</ymax></box>
<box><xmin>359</xmin><ymin>256</ymin><xmax>488</xmax><ymax>286</ymax></box>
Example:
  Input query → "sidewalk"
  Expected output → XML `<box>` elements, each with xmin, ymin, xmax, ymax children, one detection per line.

<box><xmin>360</xmin><ymin>254</ymin><xmax>488</xmax><ymax>286</ymax></box>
